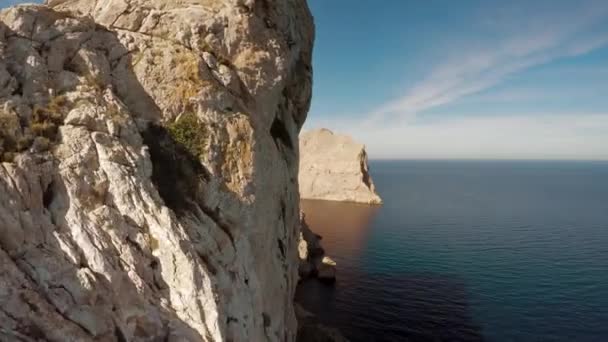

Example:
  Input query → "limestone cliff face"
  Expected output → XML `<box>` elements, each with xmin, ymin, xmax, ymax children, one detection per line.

<box><xmin>299</xmin><ymin>129</ymin><xmax>382</xmax><ymax>205</ymax></box>
<box><xmin>0</xmin><ymin>1</ymin><xmax>313</xmax><ymax>341</ymax></box>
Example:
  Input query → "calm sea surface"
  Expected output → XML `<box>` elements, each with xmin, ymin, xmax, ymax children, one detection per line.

<box><xmin>296</xmin><ymin>160</ymin><xmax>608</xmax><ymax>342</ymax></box>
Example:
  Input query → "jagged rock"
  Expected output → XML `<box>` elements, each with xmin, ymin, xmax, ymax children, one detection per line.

<box><xmin>297</xmin><ymin>213</ymin><xmax>338</xmax><ymax>282</ymax></box>
<box><xmin>315</xmin><ymin>257</ymin><xmax>337</xmax><ymax>282</ymax></box>
<box><xmin>299</xmin><ymin>213</ymin><xmax>324</xmax><ymax>257</ymax></box>
<box><xmin>299</xmin><ymin>129</ymin><xmax>382</xmax><ymax>205</ymax></box>
<box><xmin>0</xmin><ymin>1</ymin><xmax>313</xmax><ymax>341</ymax></box>
<box><xmin>297</xmin><ymin>212</ymin><xmax>324</xmax><ymax>278</ymax></box>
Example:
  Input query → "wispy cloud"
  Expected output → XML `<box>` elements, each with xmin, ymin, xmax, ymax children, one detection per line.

<box><xmin>304</xmin><ymin>1</ymin><xmax>608</xmax><ymax>159</ymax></box>
<box><xmin>369</xmin><ymin>0</ymin><xmax>608</xmax><ymax>122</ymax></box>
<box><xmin>309</xmin><ymin>112</ymin><xmax>608</xmax><ymax>160</ymax></box>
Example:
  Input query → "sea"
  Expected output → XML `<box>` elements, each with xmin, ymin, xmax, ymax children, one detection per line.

<box><xmin>295</xmin><ymin>160</ymin><xmax>608</xmax><ymax>342</ymax></box>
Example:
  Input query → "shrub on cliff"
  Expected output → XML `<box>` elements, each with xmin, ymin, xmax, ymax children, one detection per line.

<box><xmin>0</xmin><ymin>112</ymin><xmax>19</xmax><ymax>162</ymax></box>
<box><xmin>142</xmin><ymin>121</ymin><xmax>210</xmax><ymax>214</ymax></box>
<box><xmin>0</xmin><ymin>96</ymin><xmax>70</xmax><ymax>162</ymax></box>
<box><xmin>167</xmin><ymin>112</ymin><xmax>208</xmax><ymax>159</ymax></box>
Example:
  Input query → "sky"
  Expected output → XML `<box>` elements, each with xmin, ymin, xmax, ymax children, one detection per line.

<box><xmin>2</xmin><ymin>0</ymin><xmax>608</xmax><ymax>160</ymax></box>
<box><xmin>306</xmin><ymin>0</ymin><xmax>608</xmax><ymax>160</ymax></box>
<box><xmin>0</xmin><ymin>0</ymin><xmax>36</xmax><ymax>7</ymax></box>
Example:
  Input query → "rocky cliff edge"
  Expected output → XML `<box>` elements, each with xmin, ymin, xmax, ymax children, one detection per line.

<box><xmin>299</xmin><ymin>129</ymin><xmax>382</xmax><ymax>205</ymax></box>
<box><xmin>0</xmin><ymin>0</ymin><xmax>313</xmax><ymax>341</ymax></box>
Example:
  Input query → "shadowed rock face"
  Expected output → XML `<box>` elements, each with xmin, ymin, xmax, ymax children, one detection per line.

<box><xmin>299</xmin><ymin>129</ymin><xmax>382</xmax><ymax>205</ymax></box>
<box><xmin>0</xmin><ymin>1</ymin><xmax>313</xmax><ymax>341</ymax></box>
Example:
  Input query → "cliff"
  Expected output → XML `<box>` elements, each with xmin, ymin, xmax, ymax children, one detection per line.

<box><xmin>299</xmin><ymin>129</ymin><xmax>382</xmax><ymax>205</ymax></box>
<box><xmin>297</xmin><ymin>212</ymin><xmax>336</xmax><ymax>282</ymax></box>
<box><xmin>0</xmin><ymin>1</ymin><xmax>313</xmax><ymax>341</ymax></box>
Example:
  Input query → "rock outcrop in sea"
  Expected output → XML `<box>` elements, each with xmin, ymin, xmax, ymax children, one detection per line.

<box><xmin>299</xmin><ymin>129</ymin><xmax>382</xmax><ymax>205</ymax></box>
<box><xmin>0</xmin><ymin>0</ymin><xmax>313</xmax><ymax>341</ymax></box>
<box><xmin>296</xmin><ymin>213</ymin><xmax>346</xmax><ymax>341</ymax></box>
<box><xmin>297</xmin><ymin>212</ymin><xmax>336</xmax><ymax>282</ymax></box>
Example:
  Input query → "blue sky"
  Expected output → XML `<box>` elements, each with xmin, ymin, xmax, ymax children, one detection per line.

<box><xmin>0</xmin><ymin>0</ymin><xmax>35</xmax><ymax>7</ymax></box>
<box><xmin>307</xmin><ymin>0</ymin><xmax>608</xmax><ymax>160</ymax></box>
<box><xmin>2</xmin><ymin>0</ymin><xmax>608</xmax><ymax>159</ymax></box>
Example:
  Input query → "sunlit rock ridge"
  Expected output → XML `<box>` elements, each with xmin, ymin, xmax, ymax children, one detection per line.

<box><xmin>0</xmin><ymin>0</ymin><xmax>313</xmax><ymax>340</ymax></box>
<box><xmin>299</xmin><ymin>129</ymin><xmax>382</xmax><ymax>205</ymax></box>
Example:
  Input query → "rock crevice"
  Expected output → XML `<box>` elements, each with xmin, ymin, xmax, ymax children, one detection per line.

<box><xmin>0</xmin><ymin>1</ymin><xmax>314</xmax><ymax>341</ymax></box>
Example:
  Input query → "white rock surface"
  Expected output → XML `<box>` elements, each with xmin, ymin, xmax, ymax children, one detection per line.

<box><xmin>297</xmin><ymin>212</ymin><xmax>324</xmax><ymax>279</ymax></box>
<box><xmin>299</xmin><ymin>129</ymin><xmax>382</xmax><ymax>205</ymax></box>
<box><xmin>297</xmin><ymin>212</ymin><xmax>338</xmax><ymax>283</ymax></box>
<box><xmin>0</xmin><ymin>1</ymin><xmax>313</xmax><ymax>341</ymax></box>
<box><xmin>315</xmin><ymin>257</ymin><xmax>337</xmax><ymax>282</ymax></box>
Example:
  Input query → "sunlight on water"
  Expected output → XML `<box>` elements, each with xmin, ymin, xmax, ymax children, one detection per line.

<box><xmin>296</xmin><ymin>160</ymin><xmax>608</xmax><ymax>342</ymax></box>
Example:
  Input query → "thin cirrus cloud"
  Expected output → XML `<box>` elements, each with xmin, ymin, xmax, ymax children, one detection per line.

<box><xmin>307</xmin><ymin>0</ymin><xmax>608</xmax><ymax>160</ymax></box>
<box><xmin>369</xmin><ymin>1</ymin><xmax>608</xmax><ymax>122</ymax></box>
<box><xmin>336</xmin><ymin>112</ymin><xmax>608</xmax><ymax>160</ymax></box>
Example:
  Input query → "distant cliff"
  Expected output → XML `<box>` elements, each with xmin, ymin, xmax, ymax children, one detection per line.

<box><xmin>299</xmin><ymin>129</ymin><xmax>382</xmax><ymax>205</ymax></box>
<box><xmin>0</xmin><ymin>0</ymin><xmax>313</xmax><ymax>341</ymax></box>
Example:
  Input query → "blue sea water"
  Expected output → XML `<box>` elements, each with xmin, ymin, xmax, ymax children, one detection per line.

<box><xmin>296</xmin><ymin>160</ymin><xmax>608</xmax><ymax>342</ymax></box>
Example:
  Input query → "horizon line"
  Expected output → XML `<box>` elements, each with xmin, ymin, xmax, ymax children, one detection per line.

<box><xmin>368</xmin><ymin>158</ymin><xmax>608</xmax><ymax>162</ymax></box>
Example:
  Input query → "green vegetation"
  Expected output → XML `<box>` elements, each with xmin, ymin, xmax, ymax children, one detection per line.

<box><xmin>142</xmin><ymin>122</ymin><xmax>210</xmax><ymax>215</ymax></box>
<box><xmin>0</xmin><ymin>112</ymin><xmax>19</xmax><ymax>162</ymax></box>
<box><xmin>0</xmin><ymin>96</ymin><xmax>70</xmax><ymax>163</ymax></box>
<box><xmin>167</xmin><ymin>112</ymin><xmax>208</xmax><ymax>158</ymax></box>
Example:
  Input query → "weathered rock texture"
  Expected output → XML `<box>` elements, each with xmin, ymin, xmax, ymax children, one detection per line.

<box><xmin>297</xmin><ymin>212</ymin><xmax>336</xmax><ymax>282</ymax></box>
<box><xmin>0</xmin><ymin>0</ymin><xmax>313</xmax><ymax>341</ymax></box>
<box><xmin>299</xmin><ymin>129</ymin><xmax>382</xmax><ymax>205</ymax></box>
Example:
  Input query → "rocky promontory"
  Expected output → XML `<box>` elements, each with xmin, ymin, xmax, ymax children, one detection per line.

<box><xmin>297</xmin><ymin>212</ymin><xmax>337</xmax><ymax>282</ymax></box>
<box><xmin>299</xmin><ymin>129</ymin><xmax>382</xmax><ymax>205</ymax></box>
<box><xmin>0</xmin><ymin>0</ymin><xmax>313</xmax><ymax>341</ymax></box>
